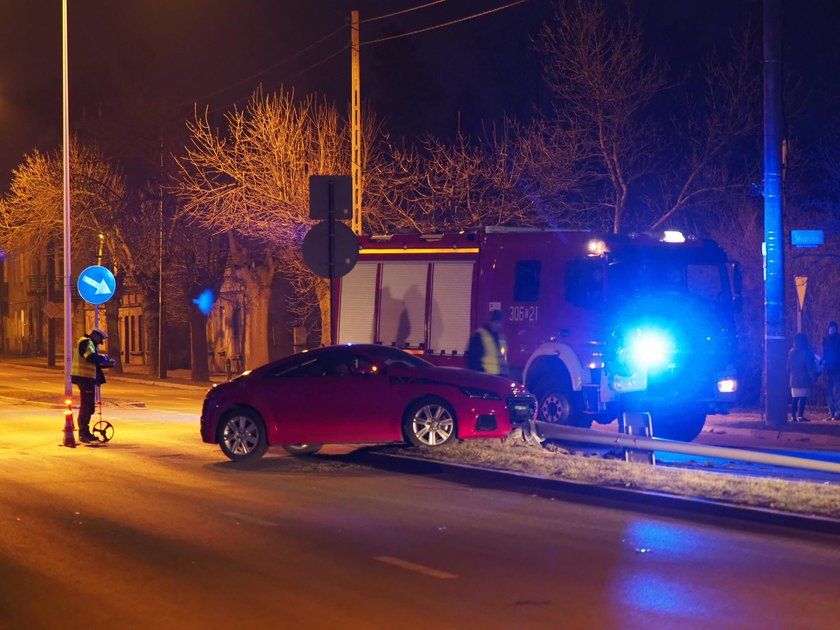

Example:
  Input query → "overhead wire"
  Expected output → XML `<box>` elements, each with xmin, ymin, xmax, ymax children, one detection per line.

<box><xmin>361</xmin><ymin>0</ymin><xmax>529</xmax><ymax>46</ymax></box>
<box><xmin>183</xmin><ymin>21</ymin><xmax>347</xmax><ymax>106</ymax></box>
<box><xmin>360</xmin><ymin>0</ymin><xmax>448</xmax><ymax>24</ymax></box>
<box><xmin>184</xmin><ymin>0</ymin><xmax>529</xmax><ymax>109</ymax></box>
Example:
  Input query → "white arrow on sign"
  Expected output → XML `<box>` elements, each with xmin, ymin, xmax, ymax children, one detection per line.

<box><xmin>82</xmin><ymin>275</ymin><xmax>113</xmax><ymax>295</ymax></box>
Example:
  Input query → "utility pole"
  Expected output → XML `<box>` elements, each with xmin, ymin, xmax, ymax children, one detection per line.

<box><xmin>158</xmin><ymin>130</ymin><xmax>167</xmax><ymax>379</ymax></box>
<box><xmin>763</xmin><ymin>0</ymin><xmax>787</xmax><ymax>426</ymax></box>
<box><xmin>350</xmin><ymin>10</ymin><xmax>362</xmax><ymax>235</ymax></box>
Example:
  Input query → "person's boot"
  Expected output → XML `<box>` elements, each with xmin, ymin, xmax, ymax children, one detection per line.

<box><xmin>79</xmin><ymin>427</ymin><xmax>97</xmax><ymax>443</ymax></box>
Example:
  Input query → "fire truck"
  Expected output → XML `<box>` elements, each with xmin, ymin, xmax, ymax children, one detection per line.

<box><xmin>334</xmin><ymin>227</ymin><xmax>740</xmax><ymax>441</ymax></box>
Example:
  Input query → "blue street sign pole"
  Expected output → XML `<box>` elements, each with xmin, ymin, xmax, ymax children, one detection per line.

<box><xmin>77</xmin><ymin>263</ymin><xmax>116</xmax><ymax>414</ymax></box>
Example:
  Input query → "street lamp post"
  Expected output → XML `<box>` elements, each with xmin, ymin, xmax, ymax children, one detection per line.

<box><xmin>62</xmin><ymin>0</ymin><xmax>72</xmax><ymax>398</ymax></box>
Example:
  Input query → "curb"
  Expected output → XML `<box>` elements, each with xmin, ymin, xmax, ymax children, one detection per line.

<box><xmin>107</xmin><ymin>374</ymin><xmax>212</xmax><ymax>391</ymax></box>
<box><xmin>354</xmin><ymin>450</ymin><xmax>840</xmax><ymax>536</ymax></box>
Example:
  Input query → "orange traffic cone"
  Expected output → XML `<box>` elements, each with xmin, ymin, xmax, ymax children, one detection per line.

<box><xmin>62</xmin><ymin>398</ymin><xmax>77</xmax><ymax>448</ymax></box>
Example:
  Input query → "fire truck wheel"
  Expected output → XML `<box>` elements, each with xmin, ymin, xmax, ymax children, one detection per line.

<box><xmin>281</xmin><ymin>443</ymin><xmax>323</xmax><ymax>456</ymax></box>
<box><xmin>403</xmin><ymin>397</ymin><xmax>457</xmax><ymax>447</ymax></box>
<box><xmin>650</xmin><ymin>411</ymin><xmax>707</xmax><ymax>442</ymax></box>
<box><xmin>535</xmin><ymin>377</ymin><xmax>589</xmax><ymax>427</ymax></box>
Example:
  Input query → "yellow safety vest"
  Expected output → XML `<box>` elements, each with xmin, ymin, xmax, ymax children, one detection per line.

<box><xmin>476</xmin><ymin>328</ymin><xmax>508</xmax><ymax>375</ymax></box>
<box><xmin>71</xmin><ymin>336</ymin><xmax>97</xmax><ymax>380</ymax></box>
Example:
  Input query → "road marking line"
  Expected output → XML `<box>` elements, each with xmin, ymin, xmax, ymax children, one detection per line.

<box><xmin>375</xmin><ymin>556</ymin><xmax>457</xmax><ymax>579</ymax></box>
<box><xmin>222</xmin><ymin>512</ymin><xmax>278</xmax><ymax>527</ymax></box>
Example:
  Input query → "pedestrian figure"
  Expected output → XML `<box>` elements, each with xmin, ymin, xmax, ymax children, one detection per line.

<box><xmin>788</xmin><ymin>332</ymin><xmax>819</xmax><ymax>423</ymax></box>
<box><xmin>71</xmin><ymin>327</ymin><xmax>115</xmax><ymax>442</ymax></box>
<box><xmin>466</xmin><ymin>309</ymin><xmax>509</xmax><ymax>376</ymax></box>
<box><xmin>821</xmin><ymin>321</ymin><xmax>840</xmax><ymax>420</ymax></box>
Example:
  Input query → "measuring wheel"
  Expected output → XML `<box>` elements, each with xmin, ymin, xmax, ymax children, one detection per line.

<box><xmin>91</xmin><ymin>420</ymin><xmax>114</xmax><ymax>443</ymax></box>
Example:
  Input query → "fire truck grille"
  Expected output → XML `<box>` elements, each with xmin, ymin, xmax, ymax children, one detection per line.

<box><xmin>506</xmin><ymin>395</ymin><xmax>537</xmax><ymax>425</ymax></box>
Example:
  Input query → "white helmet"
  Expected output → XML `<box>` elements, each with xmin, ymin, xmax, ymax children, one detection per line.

<box><xmin>90</xmin><ymin>327</ymin><xmax>108</xmax><ymax>341</ymax></box>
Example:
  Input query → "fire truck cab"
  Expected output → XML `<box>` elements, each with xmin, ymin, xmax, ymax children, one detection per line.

<box><xmin>335</xmin><ymin>227</ymin><xmax>740</xmax><ymax>442</ymax></box>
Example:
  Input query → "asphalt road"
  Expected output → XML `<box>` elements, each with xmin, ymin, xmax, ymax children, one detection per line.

<box><xmin>0</xmin><ymin>372</ymin><xmax>839</xmax><ymax>628</ymax></box>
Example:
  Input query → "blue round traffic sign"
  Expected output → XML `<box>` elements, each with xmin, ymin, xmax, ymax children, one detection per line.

<box><xmin>77</xmin><ymin>265</ymin><xmax>116</xmax><ymax>304</ymax></box>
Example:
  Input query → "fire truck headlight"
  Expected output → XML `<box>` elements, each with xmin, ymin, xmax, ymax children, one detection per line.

<box><xmin>625</xmin><ymin>329</ymin><xmax>675</xmax><ymax>370</ymax></box>
<box><xmin>717</xmin><ymin>378</ymin><xmax>738</xmax><ymax>393</ymax></box>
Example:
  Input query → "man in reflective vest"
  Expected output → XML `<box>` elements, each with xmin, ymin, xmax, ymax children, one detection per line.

<box><xmin>466</xmin><ymin>309</ymin><xmax>509</xmax><ymax>376</ymax></box>
<box><xmin>71</xmin><ymin>327</ymin><xmax>115</xmax><ymax>442</ymax></box>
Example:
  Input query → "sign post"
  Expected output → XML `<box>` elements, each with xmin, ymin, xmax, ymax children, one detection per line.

<box><xmin>77</xmin><ymin>264</ymin><xmax>117</xmax><ymax>406</ymax></box>
<box><xmin>304</xmin><ymin>176</ymin><xmax>357</xmax><ymax>345</ymax></box>
<box><xmin>794</xmin><ymin>275</ymin><xmax>807</xmax><ymax>333</ymax></box>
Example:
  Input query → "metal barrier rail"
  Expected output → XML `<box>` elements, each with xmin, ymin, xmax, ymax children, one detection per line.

<box><xmin>533</xmin><ymin>421</ymin><xmax>840</xmax><ymax>476</ymax></box>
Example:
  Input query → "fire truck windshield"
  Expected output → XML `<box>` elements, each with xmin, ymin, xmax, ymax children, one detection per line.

<box><xmin>607</xmin><ymin>250</ymin><xmax>731</xmax><ymax>306</ymax></box>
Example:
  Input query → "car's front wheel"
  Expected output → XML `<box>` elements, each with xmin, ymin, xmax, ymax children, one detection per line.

<box><xmin>219</xmin><ymin>410</ymin><xmax>268</xmax><ymax>462</ymax></box>
<box><xmin>404</xmin><ymin>398</ymin><xmax>456</xmax><ymax>447</ymax></box>
<box><xmin>281</xmin><ymin>443</ymin><xmax>323</xmax><ymax>456</ymax></box>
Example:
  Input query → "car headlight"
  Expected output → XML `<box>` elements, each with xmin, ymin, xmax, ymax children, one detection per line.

<box><xmin>459</xmin><ymin>386</ymin><xmax>501</xmax><ymax>400</ymax></box>
<box><xmin>622</xmin><ymin>327</ymin><xmax>676</xmax><ymax>370</ymax></box>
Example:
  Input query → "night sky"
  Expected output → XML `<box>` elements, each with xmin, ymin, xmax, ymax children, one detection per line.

<box><xmin>1</xmin><ymin>0</ymin><xmax>839</xmax><ymax>192</ymax></box>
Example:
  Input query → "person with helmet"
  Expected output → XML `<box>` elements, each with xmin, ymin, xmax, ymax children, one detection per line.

<box><xmin>466</xmin><ymin>309</ymin><xmax>509</xmax><ymax>376</ymax></box>
<box><xmin>71</xmin><ymin>327</ymin><xmax>115</xmax><ymax>442</ymax></box>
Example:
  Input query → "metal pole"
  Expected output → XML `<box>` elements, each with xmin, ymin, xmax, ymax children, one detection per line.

<box><xmin>350</xmin><ymin>10</ymin><xmax>362</xmax><ymax>235</ymax></box>
<box><xmin>94</xmin><ymin>234</ymin><xmax>103</xmax><ymax>406</ymax></box>
<box><xmin>763</xmin><ymin>0</ymin><xmax>787</xmax><ymax>426</ymax></box>
<box><xmin>158</xmin><ymin>131</ymin><xmax>166</xmax><ymax>378</ymax></box>
<box><xmin>328</xmin><ymin>180</ymin><xmax>336</xmax><ymax>346</ymax></box>
<box><xmin>536</xmin><ymin>423</ymin><xmax>840</xmax><ymax>476</ymax></box>
<box><xmin>61</xmin><ymin>0</ymin><xmax>72</xmax><ymax>399</ymax></box>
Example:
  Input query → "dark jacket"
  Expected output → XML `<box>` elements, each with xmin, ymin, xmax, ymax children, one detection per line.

<box><xmin>789</xmin><ymin>340</ymin><xmax>818</xmax><ymax>389</ymax></box>
<box><xmin>822</xmin><ymin>332</ymin><xmax>840</xmax><ymax>375</ymax></box>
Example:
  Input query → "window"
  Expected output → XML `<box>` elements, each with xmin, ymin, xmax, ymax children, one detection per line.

<box><xmin>565</xmin><ymin>258</ymin><xmax>605</xmax><ymax>309</ymax></box>
<box><xmin>270</xmin><ymin>356</ymin><xmax>328</xmax><ymax>378</ymax></box>
<box><xmin>514</xmin><ymin>260</ymin><xmax>541</xmax><ymax>302</ymax></box>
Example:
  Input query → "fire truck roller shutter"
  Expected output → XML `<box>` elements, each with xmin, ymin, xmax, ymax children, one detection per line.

<box><xmin>429</xmin><ymin>262</ymin><xmax>474</xmax><ymax>356</ymax></box>
<box><xmin>379</xmin><ymin>262</ymin><xmax>427</xmax><ymax>348</ymax></box>
<box><xmin>337</xmin><ymin>263</ymin><xmax>378</xmax><ymax>344</ymax></box>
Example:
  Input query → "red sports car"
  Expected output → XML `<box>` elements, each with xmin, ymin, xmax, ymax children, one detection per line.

<box><xmin>201</xmin><ymin>344</ymin><xmax>536</xmax><ymax>461</ymax></box>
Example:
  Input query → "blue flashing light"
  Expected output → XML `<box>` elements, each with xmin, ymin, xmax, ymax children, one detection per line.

<box><xmin>624</xmin><ymin>327</ymin><xmax>676</xmax><ymax>370</ymax></box>
<box><xmin>192</xmin><ymin>289</ymin><xmax>216</xmax><ymax>316</ymax></box>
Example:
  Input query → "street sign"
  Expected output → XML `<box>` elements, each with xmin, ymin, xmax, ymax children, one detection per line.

<box><xmin>791</xmin><ymin>229</ymin><xmax>824</xmax><ymax>248</ymax></box>
<box><xmin>43</xmin><ymin>301</ymin><xmax>62</xmax><ymax>319</ymax></box>
<box><xmin>302</xmin><ymin>221</ymin><xmax>359</xmax><ymax>279</ymax></box>
<box><xmin>795</xmin><ymin>275</ymin><xmax>808</xmax><ymax>311</ymax></box>
<box><xmin>309</xmin><ymin>175</ymin><xmax>352</xmax><ymax>220</ymax></box>
<box><xmin>77</xmin><ymin>265</ymin><xmax>116</xmax><ymax>304</ymax></box>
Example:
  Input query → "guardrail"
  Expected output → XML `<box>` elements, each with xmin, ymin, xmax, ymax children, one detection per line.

<box><xmin>532</xmin><ymin>421</ymin><xmax>840</xmax><ymax>476</ymax></box>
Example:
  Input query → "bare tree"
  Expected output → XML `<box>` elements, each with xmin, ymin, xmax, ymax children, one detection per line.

<box><xmin>536</xmin><ymin>0</ymin><xmax>669</xmax><ymax>232</ymax></box>
<box><xmin>176</xmin><ymin>89</ymin><xmax>364</xmax><ymax>357</ymax></box>
<box><xmin>0</xmin><ymin>139</ymin><xmax>127</xmax><ymax>360</ymax></box>
<box><xmin>649</xmin><ymin>34</ymin><xmax>761</xmax><ymax>229</ymax></box>
<box><xmin>370</xmin><ymin>123</ymin><xmax>569</xmax><ymax>233</ymax></box>
<box><xmin>534</xmin><ymin>0</ymin><xmax>762</xmax><ymax>234</ymax></box>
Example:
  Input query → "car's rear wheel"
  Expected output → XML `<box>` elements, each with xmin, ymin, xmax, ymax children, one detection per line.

<box><xmin>219</xmin><ymin>410</ymin><xmax>268</xmax><ymax>462</ymax></box>
<box><xmin>281</xmin><ymin>443</ymin><xmax>323</xmax><ymax>456</ymax></box>
<box><xmin>404</xmin><ymin>397</ymin><xmax>456</xmax><ymax>447</ymax></box>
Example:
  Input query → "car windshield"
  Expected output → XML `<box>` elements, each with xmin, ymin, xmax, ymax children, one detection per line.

<box><xmin>360</xmin><ymin>346</ymin><xmax>432</xmax><ymax>368</ymax></box>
